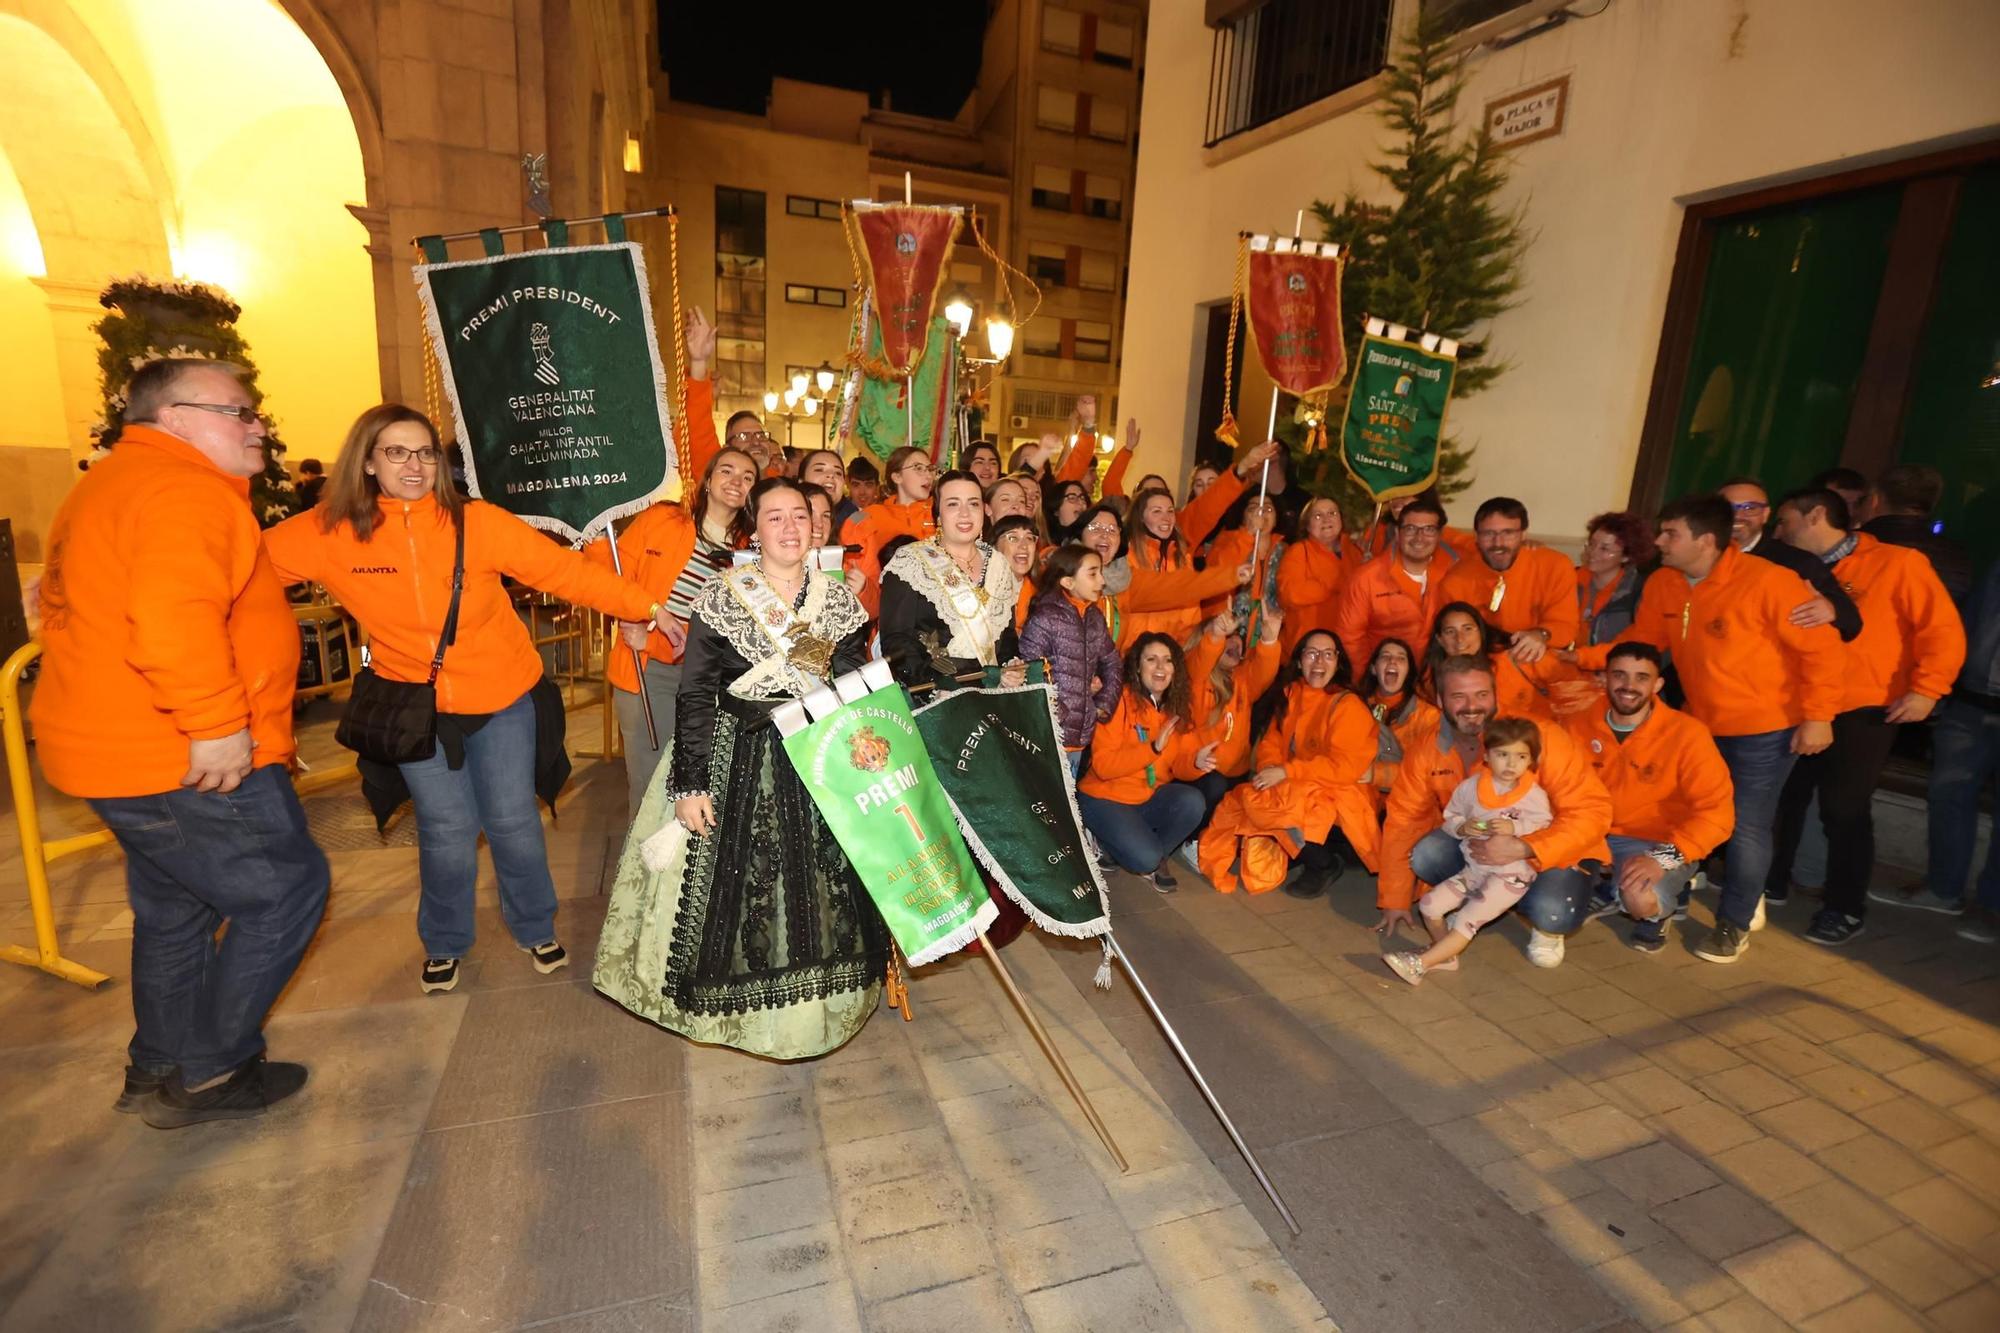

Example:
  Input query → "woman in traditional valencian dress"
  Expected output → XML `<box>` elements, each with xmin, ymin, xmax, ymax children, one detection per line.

<box><xmin>878</xmin><ymin>469</ymin><xmax>1024</xmax><ymax>691</ymax></box>
<box><xmin>594</xmin><ymin>477</ymin><xmax>889</xmax><ymax>1059</ymax></box>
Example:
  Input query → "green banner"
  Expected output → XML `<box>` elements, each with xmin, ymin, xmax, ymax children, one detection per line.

<box><xmin>913</xmin><ymin>683</ymin><xmax>1111</xmax><ymax>939</ymax></box>
<box><xmin>1338</xmin><ymin>330</ymin><xmax>1457</xmax><ymax>503</ymax></box>
<box><xmin>780</xmin><ymin>684</ymin><xmax>997</xmax><ymax>966</ymax></box>
<box><xmin>853</xmin><ymin>311</ymin><xmax>955</xmax><ymax>463</ymax></box>
<box><xmin>415</xmin><ymin>241</ymin><xmax>676</xmax><ymax>544</ymax></box>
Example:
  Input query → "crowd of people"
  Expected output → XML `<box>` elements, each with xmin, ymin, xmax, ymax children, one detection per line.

<box><xmin>28</xmin><ymin>330</ymin><xmax>1994</xmax><ymax>1120</ymax></box>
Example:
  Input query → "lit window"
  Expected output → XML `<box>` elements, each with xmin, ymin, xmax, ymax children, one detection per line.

<box><xmin>623</xmin><ymin>136</ymin><xmax>643</xmax><ymax>173</ymax></box>
<box><xmin>784</xmin><ymin>284</ymin><xmax>848</xmax><ymax>308</ymax></box>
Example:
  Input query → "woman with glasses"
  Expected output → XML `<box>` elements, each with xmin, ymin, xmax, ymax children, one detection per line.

<box><xmin>1278</xmin><ymin>497</ymin><xmax>1362</xmax><ymax>655</ymax></box>
<box><xmin>1113</xmin><ymin>441</ymin><xmax>1278</xmax><ymax>647</ymax></box>
<box><xmin>839</xmin><ymin>445</ymin><xmax>937</xmax><ymax>617</ymax></box>
<box><xmin>1204</xmin><ymin>491</ymin><xmax>1288</xmax><ymax>641</ymax></box>
<box><xmin>263</xmin><ymin>405</ymin><xmax>666</xmax><ymax>995</ymax></box>
<box><xmin>588</xmin><ymin>447</ymin><xmax>759</xmax><ymax>815</ymax></box>
<box><xmin>1045</xmin><ymin>478</ymin><xmax>1092</xmax><ymax>545</ymax></box>
<box><xmin>1196</xmin><ymin>630</ymin><xmax>1379</xmax><ymax>898</ymax></box>
<box><xmin>1576</xmin><ymin>511</ymin><xmax>1654</xmax><ymax>646</ymax></box>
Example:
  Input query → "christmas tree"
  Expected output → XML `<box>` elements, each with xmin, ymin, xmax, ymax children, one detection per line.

<box><xmin>1298</xmin><ymin>12</ymin><xmax>1532</xmax><ymax>525</ymax></box>
<box><xmin>89</xmin><ymin>276</ymin><xmax>301</xmax><ymax>526</ymax></box>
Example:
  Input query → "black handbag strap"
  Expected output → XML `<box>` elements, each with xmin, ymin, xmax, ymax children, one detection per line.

<box><xmin>426</xmin><ymin>516</ymin><xmax>467</xmax><ymax>687</ymax></box>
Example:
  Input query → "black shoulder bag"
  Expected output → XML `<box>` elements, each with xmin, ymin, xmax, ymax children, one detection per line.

<box><xmin>335</xmin><ymin>517</ymin><xmax>466</xmax><ymax>765</ymax></box>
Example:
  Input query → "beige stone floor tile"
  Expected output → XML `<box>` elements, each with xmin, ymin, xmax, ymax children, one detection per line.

<box><xmin>1105</xmin><ymin>1160</ymin><xmax>1241</xmax><ymax>1232</ymax></box>
<box><xmin>1599</xmin><ymin>1066</ymin><xmax>1705</xmax><ymax>1117</ymax></box>
<box><xmin>972</xmin><ymin>1159</ymin><xmax>1116</xmax><ymax>1234</ymax></box>
<box><xmin>864</xmin><ymin>1275</ymin><xmax>1028</xmax><ymax>1333</ymax></box>
<box><xmin>1795</xmin><ymin>1062</ymin><xmax>1901</xmax><ymax>1113</ymax></box>
<box><xmin>835</xmin><ymin>1169</ymin><xmax>975</xmax><ymax>1245</ymax></box>
<box><xmin>812</xmin><ymin>1052</ymin><xmax>928</xmax><ymax>1106</ymax></box>
<box><xmin>1479</xmin><ymin>1147</ymin><xmax>1603</xmax><ymax>1212</ymax></box>
<box><xmin>1798</xmin><ymin>1290</ymin><xmax>1930</xmax><ymax>1333</ymax></box>
<box><xmin>1232</xmin><ymin>943</ymin><xmax>1341</xmax><ymax>1000</ymax></box>
<box><xmin>1649</xmin><ymin>1183</ymin><xmax>1793</xmax><ymax>1262</ymax></box>
<box><xmin>704</xmin><ymin>1280</ymin><xmax>861</xmax><ymax>1333</ymax></box>
<box><xmin>695</xmin><ymin>1222</ymin><xmax>844</xmax><ymax>1312</ymax></box>
<box><xmin>998</xmin><ymin>1210</ymin><xmax>1144</xmax><ymax>1294</ymax></box>
<box><xmin>1550</xmin><ymin>1036</ymin><xmax>1656</xmax><ymax>1083</ymax></box>
<box><xmin>1926</xmin><ymin>1024</ymin><xmax>2000</xmax><ymax>1069</ymax></box>
<box><xmin>1505</xmin><ymin>1073</ymin><xmax>1608</xmax><ymax>1127</ymax></box>
<box><xmin>1708</xmin><ymin>1137</ymin><xmax>1831</xmax><ymax>1201</ymax></box>
<box><xmin>1849</xmin><ymin>1224</ymin><xmax>1983</xmax><ymax>1308</ymax></box>
<box><xmin>1018</xmin><ymin>1262</ymin><xmax>1185</xmax><ymax>1331</ymax></box>
<box><xmin>1510</xmin><ymin>1007</ymin><xmax>1605</xmax><ymax>1050</ymax></box>
<box><xmin>1532</xmin><ymin>1189</ymin><xmax>1668</xmax><ymax>1265</ymax></box>
<box><xmin>1748</xmin><ymin>1097</ymin><xmax>1867</xmax><ymax>1153</ymax></box>
<box><xmin>1681</xmin><ymin>1292</ymin><xmax>1791</xmax><ymax>1331</ymax></box>
<box><xmin>1814</xmin><ymin>1131</ymin><xmax>1937</xmax><ymax>1197</ymax></box>
<box><xmin>1591</xmin><ymin>1237</ymin><xmax>1735</xmax><ymax>1327</ymax></box>
<box><xmin>1547</xmin><ymin>1103</ymin><xmax>1657</xmax><ymax>1159</ymax></box>
<box><xmin>695</xmin><ymin>1171</ymin><xmax>836</xmax><ymax>1245</ymax></box>
<box><xmin>1693</xmin><ymin>1064</ymin><xmax>1799</xmax><ymax>1116</ymax></box>
<box><xmin>1595</xmin><ymin>1141</ymin><xmax>1723</xmax><ymax>1208</ymax></box>
<box><xmin>1552</xmin><ymin>982</ymin><xmax>1655</xmax><ymax>1023</ymax></box>
<box><xmin>1928</xmin><ymin>1132</ymin><xmax>2000</xmax><ymax>1198</ymax></box>
<box><xmin>1651</xmin><ymin>1036</ymin><xmax>1748</xmax><ymax>1082</ymax></box>
<box><xmin>1771</xmin><ymin>1177</ymin><xmax>1904</xmax><ymax>1251</ymax></box>
<box><xmin>1772</xmin><ymin>1001</ymin><xmax>1873</xmax><ymax>1045</ymax></box>
<box><xmin>1425</xmin><ymin>1106</ymin><xmax>1551</xmax><ymax>1169</ymax></box>
<box><xmin>1685</xmin><ymin>1009</ymin><xmax>1789</xmax><ymax>1050</ymax></box>
<box><xmin>1736</xmin><ymin>1034</ymin><xmax>1838</xmax><ymax>1080</ymax></box>
<box><xmin>1887</xmin><ymin>1174</ymin><xmax>2000</xmax><ymax>1251</ymax></box>
<box><xmin>1857</xmin><ymin>1093</ymin><xmax>1976</xmax><ymax>1151</ymax></box>
<box><xmin>846</xmin><ymin>1220</ymin><xmax>997</xmax><ymax>1306</ymax></box>
<box><xmin>1927</xmin><ymin>1280</ymin><xmax>2000</xmax><ymax>1333</ymax></box>
<box><xmin>1134</xmin><ymin>1204</ymin><xmax>1283</xmax><ymax>1290</ymax></box>
<box><xmin>1826</xmin><ymin>1031</ymin><xmax>1929</xmax><ymax>1074</ymax></box>
<box><xmin>686</xmin><ymin>1055</ymin><xmax>814</xmax><ymax>1108</ymax></box>
<box><xmin>1166</xmin><ymin>1258</ymin><xmax>1328</xmax><ymax>1330</ymax></box>
<box><xmin>1887</xmin><ymin>1058</ymin><xmax>1988</xmax><ymax>1108</ymax></box>
<box><xmin>1951</xmin><ymin>1095</ymin><xmax>2000</xmax><ymax>1141</ymax></box>
<box><xmin>1720</xmin><ymin>1235</ymin><xmax>1867</xmax><ymax>1324</ymax></box>
<box><xmin>1655</xmin><ymin>1101</ymin><xmax>1762</xmax><ymax>1157</ymax></box>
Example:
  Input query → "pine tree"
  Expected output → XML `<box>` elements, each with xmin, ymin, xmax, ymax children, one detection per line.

<box><xmin>1297</xmin><ymin>13</ymin><xmax>1532</xmax><ymax>525</ymax></box>
<box><xmin>89</xmin><ymin>277</ymin><xmax>301</xmax><ymax>526</ymax></box>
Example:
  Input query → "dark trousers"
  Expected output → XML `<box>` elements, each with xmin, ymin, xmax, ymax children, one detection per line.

<box><xmin>87</xmin><ymin>765</ymin><xmax>329</xmax><ymax>1086</ymax></box>
<box><xmin>1769</xmin><ymin>707</ymin><xmax>1898</xmax><ymax>919</ymax></box>
<box><xmin>1711</xmin><ymin>728</ymin><xmax>1798</xmax><ymax>929</ymax></box>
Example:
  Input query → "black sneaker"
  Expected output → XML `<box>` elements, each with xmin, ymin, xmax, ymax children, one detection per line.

<box><xmin>1765</xmin><ymin>882</ymin><xmax>1791</xmax><ymax>907</ymax></box>
<box><xmin>421</xmin><ymin>957</ymin><xmax>461</xmax><ymax>993</ymax></box>
<box><xmin>1804</xmin><ymin>910</ymin><xmax>1864</xmax><ymax>947</ymax></box>
<box><xmin>1152</xmin><ymin>862</ymin><xmax>1179</xmax><ymax>890</ymax></box>
<box><xmin>1586</xmin><ymin>883</ymin><xmax>1622</xmax><ymax>920</ymax></box>
<box><xmin>140</xmin><ymin>1057</ymin><xmax>308</xmax><ymax>1130</ymax></box>
<box><xmin>1693</xmin><ymin>919</ymin><xmax>1748</xmax><ymax>964</ymax></box>
<box><xmin>114</xmin><ymin>1065</ymin><xmax>171</xmax><ymax>1114</ymax></box>
<box><xmin>521</xmin><ymin>941</ymin><xmax>569</xmax><ymax>974</ymax></box>
<box><xmin>1629</xmin><ymin>918</ymin><xmax>1667</xmax><ymax>953</ymax></box>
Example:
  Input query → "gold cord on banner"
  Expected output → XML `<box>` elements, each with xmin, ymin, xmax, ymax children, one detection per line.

<box><xmin>667</xmin><ymin>211</ymin><xmax>690</xmax><ymax>481</ymax></box>
<box><xmin>1216</xmin><ymin>236</ymin><xmax>1246</xmax><ymax>449</ymax></box>
<box><xmin>421</xmin><ymin>330</ymin><xmax>444</xmax><ymax>440</ymax></box>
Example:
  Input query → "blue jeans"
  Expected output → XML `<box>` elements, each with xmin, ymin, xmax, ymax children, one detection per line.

<box><xmin>1929</xmin><ymin>700</ymin><xmax>2000</xmax><ymax>910</ymax></box>
<box><xmin>1079</xmin><ymin>784</ymin><xmax>1206</xmax><ymax>873</ymax></box>
<box><xmin>400</xmin><ymin>692</ymin><xmax>558</xmax><ymax>957</ymax></box>
<box><xmin>87</xmin><ymin>765</ymin><xmax>329</xmax><ymax>1086</ymax></box>
<box><xmin>1409</xmin><ymin>829</ymin><xmax>1593</xmax><ymax>934</ymax></box>
<box><xmin>1711</xmin><ymin>728</ymin><xmax>1797</xmax><ymax>929</ymax></box>
<box><xmin>1605</xmin><ymin>833</ymin><xmax>1700</xmax><ymax>922</ymax></box>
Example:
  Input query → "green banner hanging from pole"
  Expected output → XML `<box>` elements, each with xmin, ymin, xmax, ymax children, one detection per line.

<box><xmin>851</xmin><ymin>309</ymin><xmax>956</xmax><ymax>463</ymax></box>
<box><xmin>413</xmin><ymin>240</ymin><xmax>677</xmax><ymax>545</ymax></box>
<box><xmin>778</xmin><ymin>680</ymin><xmax>997</xmax><ymax>966</ymax></box>
<box><xmin>1337</xmin><ymin>325</ymin><xmax>1458</xmax><ymax>504</ymax></box>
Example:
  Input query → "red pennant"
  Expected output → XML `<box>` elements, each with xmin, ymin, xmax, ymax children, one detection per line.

<box><xmin>849</xmin><ymin>203</ymin><xmax>962</xmax><ymax>377</ymax></box>
<box><xmin>1247</xmin><ymin>245</ymin><xmax>1346</xmax><ymax>397</ymax></box>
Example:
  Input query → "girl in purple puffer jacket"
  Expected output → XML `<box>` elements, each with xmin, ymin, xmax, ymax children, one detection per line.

<box><xmin>1018</xmin><ymin>544</ymin><xmax>1122</xmax><ymax>776</ymax></box>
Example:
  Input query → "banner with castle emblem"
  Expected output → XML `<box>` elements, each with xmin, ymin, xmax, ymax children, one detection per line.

<box><xmin>414</xmin><ymin>241</ymin><xmax>676</xmax><ymax>545</ymax></box>
<box><xmin>1338</xmin><ymin>324</ymin><xmax>1459</xmax><ymax>503</ymax></box>
<box><xmin>777</xmin><ymin>681</ymin><xmax>997</xmax><ymax>967</ymax></box>
<box><xmin>1246</xmin><ymin>235</ymin><xmax>1346</xmax><ymax>397</ymax></box>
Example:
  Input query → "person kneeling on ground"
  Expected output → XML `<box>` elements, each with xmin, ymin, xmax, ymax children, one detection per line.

<box><xmin>1078</xmin><ymin>633</ymin><xmax>1219</xmax><ymax>892</ymax></box>
<box><xmin>1377</xmin><ymin>655</ymin><xmax>1613</xmax><ymax>968</ymax></box>
<box><xmin>1384</xmin><ymin>717</ymin><xmax>1551</xmax><ymax>984</ymax></box>
<box><xmin>1569</xmin><ymin>643</ymin><xmax>1736</xmax><ymax>952</ymax></box>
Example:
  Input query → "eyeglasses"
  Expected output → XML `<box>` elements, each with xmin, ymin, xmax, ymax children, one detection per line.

<box><xmin>1300</xmin><ymin>648</ymin><xmax>1339</xmax><ymax>662</ymax></box>
<box><xmin>1083</xmin><ymin>520</ymin><xmax>1119</xmax><ymax>536</ymax></box>
<box><xmin>1401</xmin><ymin>524</ymin><xmax>1441</xmax><ymax>537</ymax></box>
<box><xmin>377</xmin><ymin>445</ymin><xmax>442</xmax><ymax>465</ymax></box>
<box><xmin>727</xmin><ymin>430</ymin><xmax>774</xmax><ymax>445</ymax></box>
<box><xmin>173</xmin><ymin>402</ymin><xmax>264</xmax><ymax>425</ymax></box>
<box><xmin>1730</xmin><ymin>501</ymin><xmax>1769</xmax><ymax>513</ymax></box>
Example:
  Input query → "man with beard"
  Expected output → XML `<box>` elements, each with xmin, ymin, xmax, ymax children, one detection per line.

<box><xmin>1569</xmin><ymin>643</ymin><xmax>1735</xmax><ymax>952</ymax></box>
<box><xmin>1440</xmin><ymin>497</ymin><xmax>1580</xmax><ymax>662</ymax></box>
<box><xmin>1334</xmin><ymin>494</ymin><xmax>1453</xmax><ymax>674</ymax></box>
<box><xmin>1571</xmin><ymin>494</ymin><xmax>1844</xmax><ymax>964</ymax></box>
<box><xmin>1717</xmin><ymin>477</ymin><xmax>1860</xmax><ymax>641</ymax></box>
<box><xmin>1377</xmin><ymin>655</ymin><xmax>1612</xmax><ymax>968</ymax></box>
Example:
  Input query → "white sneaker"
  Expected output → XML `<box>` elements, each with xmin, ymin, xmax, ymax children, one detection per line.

<box><xmin>1749</xmin><ymin>897</ymin><xmax>1767</xmax><ymax>932</ymax></box>
<box><xmin>1178</xmin><ymin>839</ymin><xmax>1201</xmax><ymax>874</ymax></box>
<box><xmin>1526</xmin><ymin>929</ymin><xmax>1565</xmax><ymax>969</ymax></box>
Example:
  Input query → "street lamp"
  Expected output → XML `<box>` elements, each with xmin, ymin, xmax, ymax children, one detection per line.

<box><xmin>984</xmin><ymin>312</ymin><xmax>1015</xmax><ymax>361</ymax></box>
<box><xmin>767</xmin><ymin>386</ymin><xmax>824</xmax><ymax>446</ymax></box>
<box><xmin>943</xmin><ymin>287</ymin><xmax>975</xmax><ymax>340</ymax></box>
<box><xmin>814</xmin><ymin>361</ymin><xmax>837</xmax><ymax>396</ymax></box>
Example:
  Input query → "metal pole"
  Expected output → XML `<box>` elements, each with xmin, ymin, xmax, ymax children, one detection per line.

<box><xmin>977</xmin><ymin>925</ymin><xmax>1129</xmax><ymax>1172</ymax></box>
<box><xmin>1108</xmin><ymin>933</ymin><xmax>1300</xmax><ymax>1234</ymax></box>
<box><xmin>906</xmin><ymin>377</ymin><xmax>916</xmax><ymax>454</ymax></box>
<box><xmin>602</xmin><ymin>520</ymin><xmax>659</xmax><ymax>749</ymax></box>
<box><xmin>416</xmin><ymin>203</ymin><xmax>677</xmax><ymax>248</ymax></box>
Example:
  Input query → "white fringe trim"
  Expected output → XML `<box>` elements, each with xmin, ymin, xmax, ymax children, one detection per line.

<box><xmin>414</xmin><ymin>240</ymin><xmax>678</xmax><ymax>549</ymax></box>
<box><xmin>902</xmin><ymin>896</ymin><xmax>999</xmax><ymax>968</ymax></box>
<box><xmin>913</xmin><ymin>680</ymin><xmax>1112</xmax><ymax>940</ymax></box>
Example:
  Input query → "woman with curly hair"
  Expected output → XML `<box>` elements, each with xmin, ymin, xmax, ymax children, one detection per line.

<box><xmin>1078</xmin><ymin>632</ymin><xmax>1219</xmax><ymax>892</ymax></box>
<box><xmin>1577</xmin><ymin>510</ymin><xmax>1653</xmax><ymax>645</ymax></box>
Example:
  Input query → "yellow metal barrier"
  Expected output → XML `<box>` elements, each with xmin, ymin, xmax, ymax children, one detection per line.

<box><xmin>1</xmin><ymin>642</ymin><xmax>111</xmax><ymax>989</ymax></box>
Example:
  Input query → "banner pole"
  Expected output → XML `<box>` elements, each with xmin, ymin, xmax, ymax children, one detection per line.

<box><xmin>1247</xmin><ymin>451</ymin><xmax>1273</xmax><ymax>586</ymax></box>
<box><xmin>1361</xmin><ymin>501</ymin><xmax>1386</xmax><ymax>558</ymax></box>
<box><xmin>1108</xmin><ymin>933</ymin><xmax>1301</xmax><ymax>1235</ymax></box>
<box><xmin>976</xmin><ymin>925</ymin><xmax>1129</xmax><ymax>1173</ymax></box>
<box><xmin>602</xmin><ymin>521</ymin><xmax>659</xmax><ymax>749</ymax></box>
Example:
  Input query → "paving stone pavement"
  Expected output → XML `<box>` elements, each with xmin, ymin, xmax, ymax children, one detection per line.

<box><xmin>3</xmin><ymin>698</ymin><xmax>1998</xmax><ymax>1329</ymax></box>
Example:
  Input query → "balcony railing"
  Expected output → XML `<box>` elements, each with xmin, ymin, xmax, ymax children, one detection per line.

<box><xmin>1204</xmin><ymin>0</ymin><xmax>1396</xmax><ymax>148</ymax></box>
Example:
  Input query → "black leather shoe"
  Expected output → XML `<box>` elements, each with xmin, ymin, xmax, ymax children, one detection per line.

<box><xmin>141</xmin><ymin>1057</ymin><xmax>309</xmax><ymax>1130</ymax></box>
<box><xmin>114</xmin><ymin>1065</ymin><xmax>172</xmax><ymax>1114</ymax></box>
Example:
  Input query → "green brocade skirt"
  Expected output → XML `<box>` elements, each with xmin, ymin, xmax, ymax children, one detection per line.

<box><xmin>593</xmin><ymin>704</ymin><xmax>889</xmax><ymax>1060</ymax></box>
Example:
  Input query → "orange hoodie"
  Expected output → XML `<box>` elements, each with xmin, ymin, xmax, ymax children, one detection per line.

<box><xmin>840</xmin><ymin>498</ymin><xmax>935</xmax><ymax>617</ymax></box>
<box><xmin>1079</xmin><ymin>690</ymin><xmax>1206</xmax><ymax>805</ymax></box>
<box><xmin>263</xmin><ymin>495</ymin><xmax>655</xmax><ymax>715</ymax></box>
<box><xmin>1563</xmin><ymin>702</ymin><xmax>1734</xmax><ymax>860</ymax></box>
<box><xmin>1332</xmin><ymin>552</ymin><xmax>1450</xmax><ymax>679</ymax></box>
<box><xmin>1277</xmin><ymin>536</ymin><xmax>1361</xmax><ymax>654</ymax></box>
<box><xmin>1097</xmin><ymin>446</ymin><xmax>1131</xmax><ymax>497</ymax></box>
<box><xmin>583</xmin><ymin>502</ymin><xmax>739</xmax><ymax>689</ymax></box>
<box><xmin>1188</xmin><ymin>632</ymin><xmax>1281</xmax><ymax>778</ymax></box>
<box><xmin>1378</xmin><ymin>712</ymin><xmax>1612</xmax><ymax>911</ymax></box>
<box><xmin>678</xmin><ymin>376</ymin><xmax>725</xmax><ymax>482</ymax></box>
<box><xmin>1439</xmin><ymin>545</ymin><xmax>1581</xmax><ymax>648</ymax></box>
<box><xmin>31</xmin><ymin>426</ymin><xmax>301</xmax><ymax>798</ymax></box>
<box><xmin>1574</xmin><ymin>545</ymin><xmax>1844</xmax><ymax>736</ymax></box>
<box><xmin>1826</xmin><ymin>533</ymin><xmax>1965</xmax><ymax>712</ymax></box>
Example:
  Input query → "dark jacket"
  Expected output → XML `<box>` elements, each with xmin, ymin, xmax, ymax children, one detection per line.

<box><xmin>358</xmin><ymin>675</ymin><xmax>571</xmax><ymax>831</ymax></box>
<box><xmin>1017</xmin><ymin>594</ymin><xmax>1122</xmax><ymax>749</ymax></box>
<box><xmin>1745</xmin><ymin>535</ymin><xmax>1862</xmax><ymax>641</ymax></box>
<box><xmin>1864</xmin><ymin>514</ymin><xmax>1973</xmax><ymax>609</ymax></box>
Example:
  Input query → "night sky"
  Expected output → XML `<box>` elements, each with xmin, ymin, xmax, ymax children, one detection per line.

<box><xmin>659</xmin><ymin>2</ymin><xmax>989</xmax><ymax>119</ymax></box>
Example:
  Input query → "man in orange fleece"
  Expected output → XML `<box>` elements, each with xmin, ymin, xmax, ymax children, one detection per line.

<box><xmin>1769</xmin><ymin>487</ymin><xmax>1965</xmax><ymax>946</ymax></box>
<box><xmin>1333</xmin><ymin>493</ymin><xmax>1451</xmax><ymax>673</ymax></box>
<box><xmin>840</xmin><ymin>446</ymin><xmax>937</xmax><ymax>616</ymax></box>
<box><xmin>1378</xmin><ymin>654</ymin><xmax>1612</xmax><ymax>968</ymax></box>
<box><xmin>31</xmin><ymin>359</ymin><xmax>327</xmax><ymax>1128</ymax></box>
<box><xmin>1569</xmin><ymin>643</ymin><xmax>1734</xmax><ymax>953</ymax></box>
<box><xmin>1570</xmin><ymin>492</ymin><xmax>1844</xmax><ymax>964</ymax></box>
<box><xmin>1440</xmin><ymin>497</ymin><xmax>1581</xmax><ymax>660</ymax></box>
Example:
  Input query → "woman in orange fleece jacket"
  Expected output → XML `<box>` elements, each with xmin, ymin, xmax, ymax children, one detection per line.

<box><xmin>1078</xmin><ymin>632</ymin><xmax>1220</xmax><ymax>891</ymax></box>
<box><xmin>840</xmin><ymin>446</ymin><xmax>937</xmax><ymax>617</ymax></box>
<box><xmin>1197</xmin><ymin>630</ymin><xmax>1379</xmax><ymax>897</ymax></box>
<box><xmin>1113</xmin><ymin>442</ymin><xmax>1276</xmax><ymax>647</ymax></box>
<box><xmin>1185</xmin><ymin>603</ymin><xmax>1284</xmax><ymax>814</ymax></box>
<box><xmin>263</xmin><ymin>406</ymin><xmax>662</xmax><ymax>995</ymax></box>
